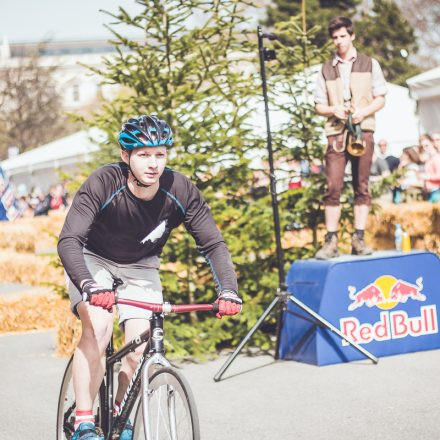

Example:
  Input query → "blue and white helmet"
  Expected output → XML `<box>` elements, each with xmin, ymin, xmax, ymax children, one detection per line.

<box><xmin>118</xmin><ymin>115</ymin><xmax>173</xmax><ymax>150</ymax></box>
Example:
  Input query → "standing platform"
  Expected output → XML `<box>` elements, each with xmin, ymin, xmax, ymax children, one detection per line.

<box><xmin>279</xmin><ymin>251</ymin><xmax>440</xmax><ymax>365</ymax></box>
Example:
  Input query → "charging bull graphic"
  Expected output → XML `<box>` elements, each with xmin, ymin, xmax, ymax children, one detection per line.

<box><xmin>348</xmin><ymin>276</ymin><xmax>425</xmax><ymax>312</ymax></box>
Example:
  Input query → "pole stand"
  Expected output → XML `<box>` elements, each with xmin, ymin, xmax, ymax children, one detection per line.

<box><xmin>213</xmin><ymin>26</ymin><xmax>378</xmax><ymax>382</ymax></box>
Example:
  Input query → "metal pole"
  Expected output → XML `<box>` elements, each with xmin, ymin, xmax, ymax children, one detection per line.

<box><xmin>288</xmin><ymin>295</ymin><xmax>378</xmax><ymax>363</ymax></box>
<box><xmin>258</xmin><ymin>25</ymin><xmax>285</xmax><ymax>287</ymax></box>
<box><xmin>213</xmin><ymin>296</ymin><xmax>280</xmax><ymax>382</ymax></box>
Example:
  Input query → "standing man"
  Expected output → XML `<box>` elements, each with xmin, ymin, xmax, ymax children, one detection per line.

<box><xmin>314</xmin><ymin>16</ymin><xmax>387</xmax><ymax>259</ymax></box>
<box><xmin>57</xmin><ymin>115</ymin><xmax>242</xmax><ymax>440</ymax></box>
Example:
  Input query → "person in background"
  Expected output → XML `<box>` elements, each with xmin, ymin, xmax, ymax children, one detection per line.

<box><xmin>49</xmin><ymin>183</ymin><xmax>68</xmax><ymax>211</ymax></box>
<box><xmin>417</xmin><ymin>134</ymin><xmax>434</xmax><ymax>166</ymax></box>
<box><xmin>370</xmin><ymin>140</ymin><xmax>390</xmax><ymax>178</ymax></box>
<box><xmin>33</xmin><ymin>187</ymin><xmax>51</xmax><ymax>216</ymax></box>
<box><xmin>314</xmin><ymin>16</ymin><xmax>387</xmax><ymax>259</ymax></box>
<box><xmin>420</xmin><ymin>135</ymin><xmax>440</xmax><ymax>202</ymax></box>
<box><xmin>431</xmin><ymin>131</ymin><xmax>440</xmax><ymax>152</ymax></box>
<box><xmin>395</xmin><ymin>147</ymin><xmax>424</xmax><ymax>202</ymax></box>
<box><xmin>377</xmin><ymin>139</ymin><xmax>400</xmax><ymax>173</ymax></box>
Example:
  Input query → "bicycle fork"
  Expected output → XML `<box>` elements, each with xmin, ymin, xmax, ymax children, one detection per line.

<box><xmin>141</xmin><ymin>313</ymin><xmax>171</xmax><ymax>440</ymax></box>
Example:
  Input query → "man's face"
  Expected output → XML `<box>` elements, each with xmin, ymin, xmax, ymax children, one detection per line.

<box><xmin>378</xmin><ymin>141</ymin><xmax>387</xmax><ymax>155</ymax></box>
<box><xmin>432</xmin><ymin>133</ymin><xmax>440</xmax><ymax>151</ymax></box>
<box><xmin>331</xmin><ymin>27</ymin><xmax>355</xmax><ymax>57</ymax></box>
<box><xmin>121</xmin><ymin>146</ymin><xmax>168</xmax><ymax>186</ymax></box>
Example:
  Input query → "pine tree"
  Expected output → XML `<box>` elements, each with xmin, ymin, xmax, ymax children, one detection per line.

<box><xmin>355</xmin><ymin>0</ymin><xmax>420</xmax><ymax>85</ymax></box>
<box><xmin>265</xmin><ymin>0</ymin><xmax>420</xmax><ymax>84</ymax></box>
<box><xmin>83</xmin><ymin>0</ymin><xmax>283</xmax><ymax>356</ymax></box>
<box><xmin>265</xmin><ymin>0</ymin><xmax>360</xmax><ymax>49</ymax></box>
<box><xmin>261</xmin><ymin>13</ymin><xmax>332</xmax><ymax>254</ymax></box>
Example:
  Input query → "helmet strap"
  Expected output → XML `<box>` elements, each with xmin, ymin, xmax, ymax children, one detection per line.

<box><xmin>127</xmin><ymin>151</ymin><xmax>154</xmax><ymax>188</ymax></box>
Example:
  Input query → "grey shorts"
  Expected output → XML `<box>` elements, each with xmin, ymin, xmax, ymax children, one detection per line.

<box><xmin>67</xmin><ymin>250</ymin><xmax>163</xmax><ymax>324</ymax></box>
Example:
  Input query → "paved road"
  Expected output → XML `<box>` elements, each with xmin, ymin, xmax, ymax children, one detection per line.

<box><xmin>1</xmin><ymin>330</ymin><xmax>439</xmax><ymax>439</ymax></box>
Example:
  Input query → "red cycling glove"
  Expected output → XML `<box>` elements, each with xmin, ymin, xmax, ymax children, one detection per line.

<box><xmin>81</xmin><ymin>280</ymin><xmax>115</xmax><ymax>312</ymax></box>
<box><xmin>215</xmin><ymin>290</ymin><xmax>242</xmax><ymax>319</ymax></box>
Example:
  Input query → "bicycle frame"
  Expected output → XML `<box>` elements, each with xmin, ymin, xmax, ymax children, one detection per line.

<box><xmin>98</xmin><ymin>299</ymin><xmax>217</xmax><ymax>440</ymax></box>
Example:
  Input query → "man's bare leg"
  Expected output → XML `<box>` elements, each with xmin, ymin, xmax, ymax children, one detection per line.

<box><xmin>73</xmin><ymin>303</ymin><xmax>114</xmax><ymax>410</ymax></box>
<box><xmin>115</xmin><ymin>318</ymin><xmax>149</xmax><ymax>406</ymax></box>
<box><xmin>354</xmin><ymin>204</ymin><xmax>369</xmax><ymax>230</ymax></box>
<box><xmin>325</xmin><ymin>205</ymin><xmax>341</xmax><ymax>231</ymax></box>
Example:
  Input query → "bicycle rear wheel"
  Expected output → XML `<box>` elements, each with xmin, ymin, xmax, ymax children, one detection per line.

<box><xmin>56</xmin><ymin>356</ymin><xmax>103</xmax><ymax>439</ymax></box>
<box><xmin>132</xmin><ymin>367</ymin><xmax>200</xmax><ymax>440</ymax></box>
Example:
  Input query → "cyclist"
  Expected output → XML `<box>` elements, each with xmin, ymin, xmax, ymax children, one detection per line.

<box><xmin>57</xmin><ymin>114</ymin><xmax>242</xmax><ymax>440</ymax></box>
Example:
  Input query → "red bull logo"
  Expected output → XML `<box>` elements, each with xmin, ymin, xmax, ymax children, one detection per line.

<box><xmin>341</xmin><ymin>275</ymin><xmax>438</xmax><ymax>345</ymax></box>
<box><xmin>347</xmin><ymin>275</ymin><xmax>426</xmax><ymax>311</ymax></box>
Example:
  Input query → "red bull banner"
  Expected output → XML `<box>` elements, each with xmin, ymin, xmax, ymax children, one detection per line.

<box><xmin>279</xmin><ymin>251</ymin><xmax>440</xmax><ymax>366</ymax></box>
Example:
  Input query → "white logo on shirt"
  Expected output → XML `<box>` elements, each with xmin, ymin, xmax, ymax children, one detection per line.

<box><xmin>140</xmin><ymin>220</ymin><xmax>167</xmax><ymax>244</ymax></box>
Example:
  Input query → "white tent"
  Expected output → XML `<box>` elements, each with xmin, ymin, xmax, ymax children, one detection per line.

<box><xmin>407</xmin><ymin>66</ymin><xmax>440</xmax><ymax>134</ymax></box>
<box><xmin>1</xmin><ymin>128</ymin><xmax>103</xmax><ymax>192</ymax></box>
<box><xmin>374</xmin><ymin>82</ymin><xmax>419</xmax><ymax>156</ymax></box>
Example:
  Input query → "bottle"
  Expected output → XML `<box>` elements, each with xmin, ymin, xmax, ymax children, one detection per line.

<box><xmin>394</xmin><ymin>224</ymin><xmax>402</xmax><ymax>251</ymax></box>
<box><xmin>402</xmin><ymin>231</ymin><xmax>411</xmax><ymax>252</ymax></box>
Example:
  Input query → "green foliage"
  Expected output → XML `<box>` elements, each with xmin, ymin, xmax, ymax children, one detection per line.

<box><xmin>355</xmin><ymin>0</ymin><xmax>420</xmax><ymax>85</ymax></box>
<box><xmin>265</xmin><ymin>0</ymin><xmax>420</xmax><ymax>84</ymax></box>
<box><xmin>263</xmin><ymin>16</ymin><xmax>330</xmax><ymax>254</ymax></box>
<box><xmin>83</xmin><ymin>0</ymin><xmax>279</xmax><ymax>357</ymax></box>
<box><xmin>67</xmin><ymin>1</ymin><xmax>396</xmax><ymax>359</ymax></box>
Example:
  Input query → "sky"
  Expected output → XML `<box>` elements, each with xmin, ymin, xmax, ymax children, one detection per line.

<box><xmin>2</xmin><ymin>0</ymin><xmax>146</xmax><ymax>42</ymax></box>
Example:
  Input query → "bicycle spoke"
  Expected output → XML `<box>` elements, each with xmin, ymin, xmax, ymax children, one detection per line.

<box><xmin>133</xmin><ymin>368</ymin><xmax>199</xmax><ymax>440</ymax></box>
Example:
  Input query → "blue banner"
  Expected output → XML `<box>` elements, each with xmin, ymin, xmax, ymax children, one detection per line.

<box><xmin>279</xmin><ymin>251</ymin><xmax>440</xmax><ymax>365</ymax></box>
<box><xmin>0</xmin><ymin>166</ymin><xmax>18</xmax><ymax>221</ymax></box>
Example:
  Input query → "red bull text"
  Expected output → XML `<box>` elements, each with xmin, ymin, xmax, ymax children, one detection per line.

<box><xmin>341</xmin><ymin>275</ymin><xmax>438</xmax><ymax>345</ymax></box>
<box><xmin>340</xmin><ymin>305</ymin><xmax>438</xmax><ymax>345</ymax></box>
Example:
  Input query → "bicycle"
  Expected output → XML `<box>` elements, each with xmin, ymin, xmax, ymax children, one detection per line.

<box><xmin>56</xmin><ymin>295</ymin><xmax>219</xmax><ymax>440</ymax></box>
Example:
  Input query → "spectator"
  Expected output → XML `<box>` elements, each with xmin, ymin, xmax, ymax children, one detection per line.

<box><xmin>420</xmin><ymin>136</ymin><xmax>440</xmax><ymax>202</ymax></box>
<box><xmin>370</xmin><ymin>142</ymin><xmax>390</xmax><ymax>177</ymax></box>
<box><xmin>394</xmin><ymin>147</ymin><xmax>424</xmax><ymax>203</ymax></box>
<box><xmin>377</xmin><ymin>138</ymin><xmax>400</xmax><ymax>172</ymax></box>
<box><xmin>32</xmin><ymin>187</ymin><xmax>51</xmax><ymax>216</ymax></box>
<box><xmin>417</xmin><ymin>134</ymin><xmax>434</xmax><ymax>165</ymax></box>
<box><xmin>431</xmin><ymin>131</ymin><xmax>440</xmax><ymax>152</ymax></box>
<box><xmin>49</xmin><ymin>183</ymin><xmax>68</xmax><ymax>211</ymax></box>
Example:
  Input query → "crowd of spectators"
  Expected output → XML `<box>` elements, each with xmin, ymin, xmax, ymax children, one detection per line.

<box><xmin>4</xmin><ymin>131</ymin><xmax>440</xmax><ymax>220</ymax></box>
<box><xmin>371</xmin><ymin>131</ymin><xmax>440</xmax><ymax>203</ymax></box>
<box><xmin>14</xmin><ymin>183</ymin><xmax>69</xmax><ymax>218</ymax></box>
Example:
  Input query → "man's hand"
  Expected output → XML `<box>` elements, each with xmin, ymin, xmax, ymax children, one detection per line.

<box><xmin>352</xmin><ymin>107</ymin><xmax>367</xmax><ymax>124</ymax></box>
<box><xmin>215</xmin><ymin>290</ymin><xmax>242</xmax><ymax>319</ymax></box>
<box><xmin>81</xmin><ymin>279</ymin><xmax>115</xmax><ymax>312</ymax></box>
<box><xmin>332</xmin><ymin>104</ymin><xmax>349</xmax><ymax>120</ymax></box>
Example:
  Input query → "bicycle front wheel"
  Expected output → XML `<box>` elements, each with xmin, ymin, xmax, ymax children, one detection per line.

<box><xmin>132</xmin><ymin>367</ymin><xmax>200</xmax><ymax>440</ymax></box>
<box><xmin>56</xmin><ymin>356</ymin><xmax>103</xmax><ymax>439</ymax></box>
<box><xmin>56</xmin><ymin>356</ymin><xmax>75</xmax><ymax>439</ymax></box>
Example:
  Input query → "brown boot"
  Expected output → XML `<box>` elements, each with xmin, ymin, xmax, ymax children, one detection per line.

<box><xmin>315</xmin><ymin>233</ymin><xmax>339</xmax><ymax>260</ymax></box>
<box><xmin>351</xmin><ymin>233</ymin><xmax>373</xmax><ymax>255</ymax></box>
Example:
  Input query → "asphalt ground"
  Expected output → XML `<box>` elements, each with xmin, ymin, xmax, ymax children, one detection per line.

<box><xmin>0</xmin><ymin>330</ymin><xmax>439</xmax><ymax>439</ymax></box>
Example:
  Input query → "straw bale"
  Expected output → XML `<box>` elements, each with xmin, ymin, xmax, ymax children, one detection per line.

<box><xmin>0</xmin><ymin>212</ymin><xmax>65</xmax><ymax>253</ymax></box>
<box><xmin>368</xmin><ymin>202</ymin><xmax>440</xmax><ymax>252</ymax></box>
<box><xmin>56</xmin><ymin>311</ymin><xmax>82</xmax><ymax>357</ymax></box>
<box><xmin>0</xmin><ymin>293</ymin><xmax>67</xmax><ymax>333</ymax></box>
<box><xmin>0</xmin><ymin>251</ymin><xmax>64</xmax><ymax>286</ymax></box>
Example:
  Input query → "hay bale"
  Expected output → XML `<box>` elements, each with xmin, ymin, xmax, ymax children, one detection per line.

<box><xmin>0</xmin><ymin>213</ymin><xmax>65</xmax><ymax>253</ymax></box>
<box><xmin>0</xmin><ymin>293</ymin><xmax>67</xmax><ymax>332</ymax></box>
<box><xmin>57</xmin><ymin>312</ymin><xmax>82</xmax><ymax>357</ymax></box>
<box><xmin>0</xmin><ymin>251</ymin><xmax>64</xmax><ymax>286</ymax></box>
<box><xmin>368</xmin><ymin>202</ymin><xmax>440</xmax><ymax>252</ymax></box>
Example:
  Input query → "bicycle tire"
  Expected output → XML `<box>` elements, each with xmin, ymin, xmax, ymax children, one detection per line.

<box><xmin>56</xmin><ymin>356</ymin><xmax>103</xmax><ymax>439</ymax></box>
<box><xmin>132</xmin><ymin>367</ymin><xmax>200</xmax><ymax>440</ymax></box>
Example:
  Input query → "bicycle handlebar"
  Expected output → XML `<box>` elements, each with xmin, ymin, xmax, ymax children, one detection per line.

<box><xmin>116</xmin><ymin>297</ymin><xmax>220</xmax><ymax>315</ymax></box>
